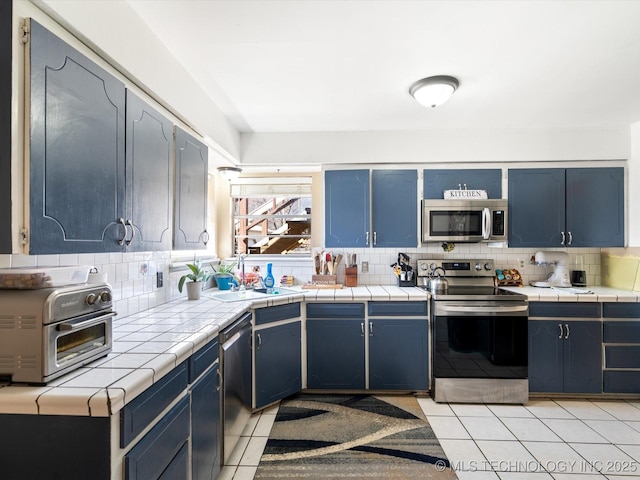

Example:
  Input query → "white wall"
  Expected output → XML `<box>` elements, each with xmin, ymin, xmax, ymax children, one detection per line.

<box><xmin>630</xmin><ymin>121</ymin><xmax>640</xmax><ymax>246</ymax></box>
<box><xmin>241</xmin><ymin>127</ymin><xmax>629</xmax><ymax>166</ymax></box>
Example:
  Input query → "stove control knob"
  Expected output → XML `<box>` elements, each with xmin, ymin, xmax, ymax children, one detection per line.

<box><xmin>100</xmin><ymin>291</ymin><xmax>112</xmax><ymax>303</ymax></box>
<box><xmin>430</xmin><ymin>263</ymin><xmax>437</xmax><ymax>271</ymax></box>
<box><xmin>86</xmin><ymin>293</ymin><xmax>99</xmax><ymax>305</ymax></box>
<box><xmin>475</xmin><ymin>263</ymin><xmax>483</xmax><ymax>271</ymax></box>
<box><xmin>484</xmin><ymin>263</ymin><xmax>493</xmax><ymax>271</ymax></box>
<box><xmin>419</xmin><ymin>263</ymin><xmax>428</xmax><ymax>271</ymax></box>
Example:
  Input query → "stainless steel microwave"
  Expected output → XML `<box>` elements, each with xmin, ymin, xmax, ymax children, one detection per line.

<box><xmin>422</xmin><ymin>199</ymin><xmax>508</xmax><ymax>243</ymax></box>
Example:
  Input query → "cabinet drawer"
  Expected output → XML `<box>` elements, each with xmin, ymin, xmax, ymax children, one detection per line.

<box><xmin>604</xmin><ymin>371</ymin><xmax>640</xmax><ymax>393</ymax></box>
<box><xmin>255</xmin><ymin>302</ymin><xmax>301</xmax><ymax>325</ymax></box>
<box><xmin>121</xmin><ymin>361</ymin><xmax>188</xmax><ymax>448</ymax></box>
<box><xmin>529</xmin><ymin>302</ymin><xmax>601</xmax><ymax>318</ymax></box>
<box><xmin>604</xmin><ymin>321</ymin><xmax>640</xmax><ymax>343</ymax></box>
<box><xmin>188</xmin><ymin>338</ymin><xmax>218</xmax><ymax>383</ymax></box>
<box><xmin>603</xmin><ymin>303</ymin><xmax>640</xmax><ymax>318</ymax></box>
<box><xmin>125</xmin><ymin>395</ymin><xmax>190</xmax><ymax>480</ymax></box>
<box><xmin>368</xmin><ymin>301</ymin><xmax>427</xmax><ymax>317</ymax></box>
<box><xmin>306</xmin><ymin>302</ymin><xmax>365</xmax><ymax>318</ymax></box>
<box><xmin>605</xmin><ymin>346</ymin><xmax>640</xmax><ymax>368</ymax></box>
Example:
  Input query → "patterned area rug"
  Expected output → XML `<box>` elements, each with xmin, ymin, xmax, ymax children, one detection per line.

<box><xmin>255</xmin><ymin>394</ymin><xmax>457</xmax><ymax>479</ymax></box>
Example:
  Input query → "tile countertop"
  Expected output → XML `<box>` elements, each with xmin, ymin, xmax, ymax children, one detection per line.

<box><xmin>0</xmin><ymin>286</ymin><xmax>428</xmax><ymax>418</ymax></box>
<box><xmin>501</xmin><ymin>285</ymin><xmax>640</xmax><ymax>302</ymax></box>
<box><xmin>1</xmin><ymin>284</ymin><xmax>637</xmax><ymax>418</ymax></box>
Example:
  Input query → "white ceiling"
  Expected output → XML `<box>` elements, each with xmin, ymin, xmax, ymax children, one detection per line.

<box><xmin>127</xmin><ymin>0</ymin><xmax>640</xmax><ymax>134</ymax></box>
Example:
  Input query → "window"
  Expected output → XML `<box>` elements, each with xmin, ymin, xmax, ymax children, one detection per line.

<box><xmin>231</xmin><ymin>178</ymin><xmax>312</xmax><ymax>255</ymax></box>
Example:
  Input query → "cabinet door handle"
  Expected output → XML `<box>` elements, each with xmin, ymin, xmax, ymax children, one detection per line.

<box><xmin>256</xmin><ymin>333</ymin><xmax>262</xmax><ymax>349</ymax></box>
<box><xmin>365</xmin><ymin>231</ymin><xmax>369</xmax><ymax>246</ymax></box>
<box><xmin>560</xmin><ymin>231</ymin><xmax>565</xmax><ymax>246</ymax></box>
<box><xmin>369</xmin><ymin>321</ymin><xmax>374</xmax><ymax>336</ymax></box>
<box><xmin>565</xmin><ymin>323</ymin><xmax>570</xmax><ymax>339</ymax></box>
<box><xmin>360</xmin><ymin>322</ymin><xmax>365</xmax><ymax>336</ymax></box>
<box><xmin>558</xmin><ymin>323</ymin><xmax>564</xmax><ymax>338</ymax></box>
<box><xmin>373</xmin><ymin>231</ymin><xmax>377</xmax><ymax>246</ymax></box>
<box><xmin>118</xmin><ymin>218</ymin><xmax>128</xmax><ymax>246</ymax></box>
<box><xmin>201</xmin><ymin>229</ymin><xmax>210</xmax><ymax>246</ymax></box>
<box><xmin>567</xmin><ymin>231</ymin><xmax>573</xmax><ymax>245</ymax></box>
<box><xmin>216</xmin><ymin>368</ymin><xmax>222</xmax><ymax>392</ymax></box>
<box><xmin>124</xmin><ymin>219</ymin><xmax>135</xmax><ymax>246</ymax></box>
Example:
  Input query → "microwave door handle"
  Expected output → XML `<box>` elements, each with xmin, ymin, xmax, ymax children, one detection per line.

<box><xmin>482</xmin><ymin>207</ymin><xmax>491</xmax><ymax>239</ymax></box>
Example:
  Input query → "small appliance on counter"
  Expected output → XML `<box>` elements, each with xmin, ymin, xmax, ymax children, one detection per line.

<box><xmin>529</xmin><ymin>251</ymin><xmax>572</xmax><ymax>287</ymax></box>
<box><xmin>571</xmin><ymin>270</ymin><xmax>587</xmax><ymax>287</ymax></box>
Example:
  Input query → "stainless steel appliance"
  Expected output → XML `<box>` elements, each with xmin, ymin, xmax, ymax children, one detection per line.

<box><xmin>418</xmin><ymin>258</ymin><xmax>529</xmax><ymax>404</ymax></box>
<box><xmin>422</xmin><ymin>199</ymin><xmax>507</xmax><ymax>243</ymax></box>
<box><xmin>0</xmin><ymin>283</ymin><xmax>115</xmax><ymax>384</ymax></box>
<box><xmin>219</xmin><ymin>312</ymin><xmax>253</xmax><ymax>464</ymax></box>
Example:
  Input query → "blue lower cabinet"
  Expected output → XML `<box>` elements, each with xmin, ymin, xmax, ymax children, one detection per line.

<box><xmin>307</xmin><ymin>319</ymin><xmax>365</xmax><ymax>389</ymax></box>
<box><xmin>191</xmin><ymin>365</ymin><xmax>221</xmax><ymax>480</ymax></box>
<box><xmin>125</xmin><ymin>395</ymin><xmax>190</xmax><ymax>480</ymax></box>
<box><xmin>369</xmin><ymin>319</ymin><xmax>428</xmax><ymax>390</ymax></box>
<box><xmin>255</xmin><ymin>322</ymin><xmax>302</xmax><ymax>408</ymax></box>
<box><xmin>529</xmin><ymin>320</ymin><xmax>602</xmax><ymax>394</ymax></box>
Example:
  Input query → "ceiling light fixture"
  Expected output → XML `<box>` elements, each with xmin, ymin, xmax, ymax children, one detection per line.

<box><xmin>217</xmin><ymin>166</ymin><xmax>242</xmax><ymax>180</ymax></box>
<box><xmin>409</xmin><ymin>75</ymin><xmax>459</xmax><ymax>108</ymax></box>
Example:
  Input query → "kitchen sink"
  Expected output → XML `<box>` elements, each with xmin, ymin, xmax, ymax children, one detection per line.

<box><xmin>203</xmin><ymin>287</ymin><xmax>300</xmax><ymax>302</ymax></box>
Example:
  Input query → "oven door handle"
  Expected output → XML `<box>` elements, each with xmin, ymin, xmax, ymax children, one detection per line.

<box><xmin>57</xmin><ymin>312</ymin><xmax>117</xmax><ymax>331</ymax></box>
<box><xmin>437</xmin><ymin>305</ymin><xmax>528</xmax><ymax>314</ymax></box>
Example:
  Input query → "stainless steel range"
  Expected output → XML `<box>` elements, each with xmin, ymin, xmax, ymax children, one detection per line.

<box><xmin>417</xmin><ymin>258</ymin><xmax>529</xmax><ymax>404</ymax></box>
<box><xmin>0</xmin><ymin>283</ymin><xmax>115</xmax><ymax>384</ymax></box>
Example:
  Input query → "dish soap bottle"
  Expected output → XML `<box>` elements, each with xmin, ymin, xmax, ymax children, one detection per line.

<box><xmin>264</xmin><ymin>262</ymin><xmax>275</xmax><ymax>293</ymax></box>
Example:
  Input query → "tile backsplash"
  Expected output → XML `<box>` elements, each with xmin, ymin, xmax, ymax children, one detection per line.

<box><xmin>0</xmin><ymin>244</ymin><xmax>606</xmax><ymax>319</ymax></box>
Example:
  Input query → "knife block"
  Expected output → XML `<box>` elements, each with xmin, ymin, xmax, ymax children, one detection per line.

<box><xmin>344</xmin><ymin>267</ymin><xmax>358</xmax><ymax>287</ymax></box>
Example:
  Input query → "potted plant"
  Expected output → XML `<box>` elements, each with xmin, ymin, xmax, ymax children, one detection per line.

<box><xmin>178</xmin><ymin>259</ymin><xmax>212</xmax><ymax>300</ymax></box>
<box><xmin>211</xmin><ymin>259</ymin><xmax>237</xmax><ymax>290</ymax></box>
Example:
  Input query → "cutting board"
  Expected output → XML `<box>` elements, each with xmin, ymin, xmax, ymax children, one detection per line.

<box><xmin>302</xmin><ymin>283</ymin><xmax>343</xmax><ymax>289</ymax></box>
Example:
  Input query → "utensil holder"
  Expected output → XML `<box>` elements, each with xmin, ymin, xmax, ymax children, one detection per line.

<box><xmin>398</xmin><ymin>277</ymin><xmax>416</xmax><ymax>287</ymax></box>
<box><xmin>344</xmin><ymin>267</ymin><xmax>358</xmax><ymax>287</ymax></box>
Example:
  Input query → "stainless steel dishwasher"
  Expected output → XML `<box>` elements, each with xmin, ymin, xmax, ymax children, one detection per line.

<box><xmin>219</xmin><ymin>311</ymin><xmax>253</xmax><ymax>464</ymax></box>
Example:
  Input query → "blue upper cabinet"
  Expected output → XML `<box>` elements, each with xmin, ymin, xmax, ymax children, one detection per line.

<box><xmin>28</xmin><ymin>19</ymin><xmax>126</xmax><ymax>253</ymax></box>
<box><xmin>424</xmin><ymin>169</ymin><xmax>502</xmax><ymax>199</ymax></box>
<box><xmin>566</xmin><ymin>168</ymin><xmax>624</xmax><ymax>247</ymax></box>
<box><xmin>509</xmin><ymin>167</ymin><xmax>624</xmax><ymax>248</ymax></box>
<box><xmin>325</xmin><ymin>170</ymin><xmax>370</xmax><ymax>247</ymax></box>
<box><xmin>371</xmin><ymin>170</ymin><xmax>417</xmax><ymax>247</ymax></box>
<box><xmin>173</xmin><ymin>127</ymin><xmax>209</xmax><ymax>250</ymax></box>
<box><xmin>125</xmin><ymin>91</ymin><xmax>174</xmax><ymax>251</ymax></box>
<box><xmin>325</xmin><ymin>169</ymin><xmax>417</xmax><ymax>248</ymax></box>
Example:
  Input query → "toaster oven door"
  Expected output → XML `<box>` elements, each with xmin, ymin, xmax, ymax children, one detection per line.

<box><xmin>43</xmin><ymin>311</ymin><xmax>115</xmax><ymax>380</ymax></box>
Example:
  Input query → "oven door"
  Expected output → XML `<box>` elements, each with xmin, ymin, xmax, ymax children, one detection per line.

<box><xmin>432</xmin><ymin>301</ymin><xmax>528</xmax><ymax>380</ymax></box>
<box><xmin>43</xmin><ymin>311</ymin><xmax>115</xmax><ymax>380</ymax></box>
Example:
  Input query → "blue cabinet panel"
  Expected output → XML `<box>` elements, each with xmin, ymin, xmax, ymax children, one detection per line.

<box><xmin>255</xmin><ymin>322</ymin><xmax>302</xmax><ymax>408</ymax></box>
<box><xmin>125</xmin><ymin>396</ymin><xmax>190</xmax><ymax>480</ymax></box>
<box><xmin>174</xmin><ymin>127</ymin><xmax>208</xmax><ymax>249</ymax></box>
<box><xmin>255</xmin><ymin>302</ymin><xmax>301</xmax><ymax>325</ymax></box>
<box><xmin>371</xmin><ymin>170</ymin><xmax>417</xmax><ymax>247</ymax></box>
<box><xmin>369</xmin><ymin>318</ymin><xmax>428</xmax><ymax>390</ymax></box>
<box><xmin>191</xmin><ymin>365</ymin><xmax>221</xmax><ymax>480</ymax></box>
<box><xmin>189</xmin><ymin>338</ymin><xmax>219</xmax><ymax>383</ymax></box>
<box><xmin>604</xmin><ymin>321</ymin><xmax>640</xmax><ymax>343</ymax></box>
<box><xmin>508</xmin><ymin>169</ymin><xmax>565</xmax><ymax>248</ymax></box>
<box><xmin>368</xmin><ymin>301</ymin><xmax>428</xmax><ymax>317</ymax></box>
<box><xmin>424</xmin><ymin>169</ymin><xmax>502</xmax><ymax>199</ymax></box>
<box><xmin>563</xmin><ymin>321</ymin><xmax>602</xmax><ymax>394</ymax></box>
<box><xmin>306</xmin><ymin>302</ymin><xmax>365</xmax><ymax>318</ymax></box>
<box><xmin>307</xmin><ymin>319</ymin><xmax>365</xmax><ymax>389</ymax></box>
<box><xmin>604</xmin><ymin>371</ymin><xmax>640</xmax><ymax>393</ymax></box>
<box><xmin>529</xmin><ymin>302</ymin><xmax>601</xmax><ymax>318</ymax></box>
<box><xmin>566</xmin><ymin>168</ymin><xmax>624</xmax><ymax>247</ymax></box>
<box><xmin>605</xmin><ymin>346</ymin><xmax>640</xmax><ymax>368</ymax></box>
<box><xmin>325</xmin><ymin>170</ymin><xmax>370</xmax><ymax>247</ymax></box>
<box><xmin>159</xmin><ymin>443</ymin><xmax>189</xmax><ymax>480</ymax></box>
<box><xmin>528</xmin><ymin>320</ymin><xmax>564</xmax><ymax>393</ymax></box>
<box><xmin>29</xmin><ymin>19</ymin><xmax>126</xmax><ymax>254</ymax></box>
<box><xmin>121</xmin><ymin>362</ymin><xmax>188</xmax><ymax>448</ymax></box>
<box><xmin>603</xmin><ymin>303</ymin><xmax>640</xmax><ymax>318</ymax></box>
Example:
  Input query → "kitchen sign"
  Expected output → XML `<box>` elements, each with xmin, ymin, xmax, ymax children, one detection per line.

<box><xmin>444</xmin><ymin>189</ymin><xmax>488</xmax><ymax>199</ymax></box>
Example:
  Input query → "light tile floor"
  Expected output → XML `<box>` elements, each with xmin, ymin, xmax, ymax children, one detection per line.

<box><xmin>220</xmin><ymin>398</ymin><xmax>640</xmax><ymax>479</ymax></box>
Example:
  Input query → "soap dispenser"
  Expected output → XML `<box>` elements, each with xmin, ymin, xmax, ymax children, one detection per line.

<box><xmin>264</xmin><ymin>262</ymin><xmax>275</xmax><ymax>293</ymax></box>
